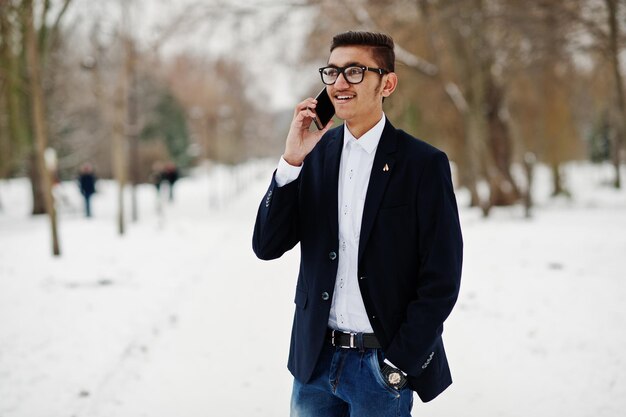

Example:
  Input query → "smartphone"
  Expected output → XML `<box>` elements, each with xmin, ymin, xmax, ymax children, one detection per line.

<box><xmin>311</xmin><ymin>87</ymin><xmax>335</xmax><ymax>130</ymax></box>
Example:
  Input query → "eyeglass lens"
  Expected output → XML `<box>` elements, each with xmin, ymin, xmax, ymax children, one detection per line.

<box><xmin>321</xmin><ymin>67</ymin><xmax>364</xmax><ymax>84</ymax></box>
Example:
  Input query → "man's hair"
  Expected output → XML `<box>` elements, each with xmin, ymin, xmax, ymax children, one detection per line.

<box><xmin>330</xmin><ymin>31</ymin><xmax>395</xmax><ymax>72</ymax></box>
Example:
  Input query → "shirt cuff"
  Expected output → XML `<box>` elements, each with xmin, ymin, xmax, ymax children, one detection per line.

<box><xmin>275</xmin><ymin>156</ymin><xmax>302</xmax><ymax>187</ymax></box>
<box><xmin>384</xmin><ymin>358</ymin><xmax>407</xmax><ymax>376</ymax></box>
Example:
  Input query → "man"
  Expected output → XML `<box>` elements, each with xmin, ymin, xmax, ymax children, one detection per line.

<box><xmin>253</xmin><ymin>31</ymin><xmax>463</xmax><ymax>416</ymax></box>
<box><xmin>78</xmin><ymin>162</ymin><xmax>97</xmax><ymax>218</ymax></box>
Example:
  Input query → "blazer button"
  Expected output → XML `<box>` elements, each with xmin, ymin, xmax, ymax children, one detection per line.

<box><xmin>328</xmin><ymin>251</ymin><xmax>337</xmax><ymax>260</ymax></box>
<box><xmin>321</xmin><ymin>292</ymin><xmax>330</xmax><ymax>301</ymax></box>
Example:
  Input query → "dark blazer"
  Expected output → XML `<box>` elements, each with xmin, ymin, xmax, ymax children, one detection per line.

<box><xmin>253</xmin><ymin>119</ymin><xmax>463</xmax><ymax>402</ymax></box>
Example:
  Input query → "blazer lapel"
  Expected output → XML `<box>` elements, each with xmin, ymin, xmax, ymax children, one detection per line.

<box><xmin>323</xmin><ymin>128</ymin><xmax>343</xmax><ymax>240</ymax></box>
<box><xmin>358</xmin><ymin>120</ymin><xmax>398</xmax><ymax>263</ymax></box>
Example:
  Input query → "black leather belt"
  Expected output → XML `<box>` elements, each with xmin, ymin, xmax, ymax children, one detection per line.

<box><xmin>327</xmin><ymin>329</ymin><xmax>381</xmax><ymax>349</ymax></box>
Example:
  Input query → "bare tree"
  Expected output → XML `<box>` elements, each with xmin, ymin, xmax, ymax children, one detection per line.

<box><xmin>298</xmin><ymin>0</ymin><xmax>598</xmax><ymax>212</ymax></box>
<box><xmin>0</xmin><ymin>0</ymin><xmax>73</xmax><ymax>215</ymax></box>
<box><xmin>24</xmin><ymin>0</ymin><xmax>61</xmax><ymax>255</ymax></box>
<box><xmin>303</xmin><ymin>0</ymin><xmax>518</xmax><ymax>215</ymax></box>
<box><xmin>535</xmin><ymin>0</ymin><xmax>626</xmax><ymax>188</ymax></box>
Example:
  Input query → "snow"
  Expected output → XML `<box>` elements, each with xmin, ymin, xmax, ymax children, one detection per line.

<box><xmin>0</xmin><ymin>161</ymin><xmax>625</xmax><ymax>417</ymax></box>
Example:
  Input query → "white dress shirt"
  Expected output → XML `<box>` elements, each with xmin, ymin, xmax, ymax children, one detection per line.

<box><xmin>275</xmin><ymin>114</ymin><xmax>386</xmax><ymax>333</ymax></box>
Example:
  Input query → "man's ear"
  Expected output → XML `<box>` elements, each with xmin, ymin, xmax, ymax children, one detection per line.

<box><xmin>381</xmin><ymin>72</ymin><xmax>398</xmax><ymax>98</ymax></box>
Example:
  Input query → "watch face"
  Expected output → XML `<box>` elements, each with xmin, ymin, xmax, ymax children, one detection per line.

<box><xmin>381</xmin><ymin>365</ymin><xmax>407</xmax><ymax>389</ymax></box>
<box><xmin>388</xmin><ymin>372</ymin><xmax>402</xmax><ymax>385</ymax></box>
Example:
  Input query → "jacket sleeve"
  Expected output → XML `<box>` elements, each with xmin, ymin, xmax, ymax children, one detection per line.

<box><xmin>252</xmin><ymin>172</ymin><xmax>301</xmax><ymax>260</ymax></box>
<box><xmin>385</xmin><ymin>151</ymin><xmax>463</xmax><ymax>378</ymax></box>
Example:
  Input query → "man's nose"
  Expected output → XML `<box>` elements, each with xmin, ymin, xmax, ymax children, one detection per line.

<box><xmin>334</xmin><ymin>72</ymin><xmax>350</xmax><ymax>88</ymax></box>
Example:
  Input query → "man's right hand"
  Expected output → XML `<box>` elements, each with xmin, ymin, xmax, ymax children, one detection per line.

<box><xmin>282</xmin><ymin>97</ymin><xmax>334</xmax><ymax>166</ymax></box>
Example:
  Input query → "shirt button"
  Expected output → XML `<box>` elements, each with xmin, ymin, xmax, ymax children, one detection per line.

<box><xmin>328</xmin><ymin>251</ymin><xmax>337</xmax><ymax>260</ymax></box>
<box><xmin>321</xmin><ymin>292</ymin><xmax>330</xmax><ymax>301</ymax></box>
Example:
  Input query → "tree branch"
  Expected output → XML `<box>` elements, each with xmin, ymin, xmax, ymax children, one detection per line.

<box><xmin>51</xmin><ymin>0</ymin><xmax>73</xmax><ymax>34</ymax></box>
<box><xmin>38</xmin><ymin>0</ymin><xmax>51</xmax><ymax>52</ymax></box>
<box><xmin>336</xmin><ymin>0</ymin><xmax>439</xmax><ymax>76</ymax></box>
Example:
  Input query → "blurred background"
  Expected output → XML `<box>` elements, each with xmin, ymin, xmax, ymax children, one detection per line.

<box><xmin>1</xmin><ymin>0</ymin><xmax>624</xmax><ymax>220</ymax></box>
<box><xmin>1</xmin><ymin>1</ymin><xmax>626</xmax><ymax>416</ymax></box>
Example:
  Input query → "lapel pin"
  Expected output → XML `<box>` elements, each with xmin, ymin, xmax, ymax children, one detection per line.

<box><xmin>383</xmin><ymin>163</ymin><xmax>389</xmax><ymax>172</ymax></box>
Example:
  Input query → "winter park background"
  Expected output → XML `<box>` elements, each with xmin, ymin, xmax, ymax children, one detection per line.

<box><xmin>1</xmin><ymin>161</ymin><xmax>625</xmax><ymax>417</ymax></box>
<box><xmin>2</xmin><ymin>1</ymin><xmax>626</xmax><ymax>416</ymax></box>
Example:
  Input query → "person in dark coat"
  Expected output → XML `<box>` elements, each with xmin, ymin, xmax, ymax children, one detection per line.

<box><xmin>253</xmin><ymin>31</ymin><xmax>463</xmax><ymax>416</ymax></box>
<box><xmin>78</xmin><ymin>163</ymin><xmax>97</xmax><ymax>217</ymax></box>
<box><xmin>162</xmin><ymin>162</ymin><xmax>179</xmax><ymax>202</ymax></box>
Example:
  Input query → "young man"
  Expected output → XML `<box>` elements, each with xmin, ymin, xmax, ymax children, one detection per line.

<box><xmin>253</xmin><ymin>31</ymin><xmax>463</xmax><ymax>416</ymax></box>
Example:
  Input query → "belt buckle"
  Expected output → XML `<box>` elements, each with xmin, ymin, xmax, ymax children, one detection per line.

<box><xmin>331</xmin><ymin>330</ymin><xmax>358</xmax><ymax>349</ymax></box>
<box><xmin>340</xmin><ymin>331</ymin><xmax>356</xmax><ymax>349</ymax></box>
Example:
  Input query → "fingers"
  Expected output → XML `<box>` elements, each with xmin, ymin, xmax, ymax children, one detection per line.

<box><xmin>293</xmin><ymin>108</ymin><xmax>318</xmax><ymax>130</ymax></box>
<box><xmin>290</xmin><ymin>96</ymin><xmax>333</xmax><ymax>135</ymax></box>
<box><xmin>295</xmin><ymin>97</ymin><xmax>317</xmax><ymax>114</ymax></box>
<box><xmin>294</xmin><ymin>98</ymin><xmax>318</xmax><ymax>122</ymax></box>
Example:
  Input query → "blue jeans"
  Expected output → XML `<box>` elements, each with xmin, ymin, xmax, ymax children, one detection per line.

<box><xmin>290</xmin><ymin>343</ymin><xmax>414</xmax><ymax>417</ymax></box>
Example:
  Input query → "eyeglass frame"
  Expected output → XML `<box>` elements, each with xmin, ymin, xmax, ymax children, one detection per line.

<box><xmin>318</xmin><ymin>65</ymin><xmax>390</xmax><ymax>85</ymax></box>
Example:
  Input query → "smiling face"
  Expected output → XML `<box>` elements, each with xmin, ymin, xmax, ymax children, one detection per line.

<box><xmin>326</xmin><ymin>45</ymin><xmax>397</xmax><ymax>138</ymax></box>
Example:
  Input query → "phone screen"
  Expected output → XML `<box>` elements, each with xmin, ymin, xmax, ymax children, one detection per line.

<box><xmin>312</xmin><ymin>88</ymin><xmax>335</xmax><ymax>130</ymax></box>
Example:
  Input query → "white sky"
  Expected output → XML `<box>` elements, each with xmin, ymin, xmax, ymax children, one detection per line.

<box><xmin>64</xmin><ymin>0</ymin><xmax>319</xmax><ymax>110</ymax></box>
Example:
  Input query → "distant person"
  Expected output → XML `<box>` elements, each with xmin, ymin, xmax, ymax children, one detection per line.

<box><xmin>151</xmin><ymin>162</ymin><xmax>164</xmax><ymax>194</ymax></box>
<box><xmin>151</xmin><ymin>161</ymin><xmax>164</xmax><ymax>214</ymax></box>
<box><xmin>162</xmin><ymin>162</ymin><xmax>179</xmax><ymax>202</ymax></box>
<box><xmin>253</xmin><ymin>31</ymin><xmax>463</xmax><ymax>416</ymax></box>
<box><xmin>78</xmin><ymin>163</ymin><xmax>97</xmax><ymax>217</ymax></box>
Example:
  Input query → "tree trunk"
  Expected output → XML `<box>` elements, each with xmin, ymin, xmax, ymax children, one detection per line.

<box><xmin>523</xmin><ymin>152</ymin><xmax>536</xmax><ymax>219</ymax></box>
<box><xmin>0</xmin><ymin>7</ymin><xmax>15</xmax><ymax>178</ymax></box>
<box><xmin>486</xmin><ymin>78</ymin><xmax>521</xmax><ymax>206</ymax></box>
<box><xmin>607</xmin><ymin>0</ymin><xmax>624</xmax><ymax>189</ymax></box>
<box><xmin>127</xmin><ymin>37</ymin><xmax>140</xmax><ymax>222</ymax></box>
<box><xmin>466</xmin><ymin>101</ymin><xmax>490</xmax><ymax>216</ymax></box>
<box><xmin>1</xmin><ymin>4</ymin><xmax>31</xmax><ymax>178</ymax></box>
<box><xmin>112</xmin><ymin>76</ymin><xmax>127</xmax><ymax>236</ymax></box>
<box><xmin>24</xmin><ymin>0</ymin><xmax>60</xmax><ymax>256</ymax></box>
<box><xmin>111</xmin><ymin>31</ymin><xmax>130</xmax><ymax>236</ymax></box>
<box><xmin>429</xmin><ymin>0</ymin><xmax>501</xmax><ymax>215</ymax></box>
<box><xmin>551</xmin><ymin>162</ymin><xmax>564</xmax><ymax>197</ymax></box>
<box><xmin>28</xmin><ymin>152</ymin><xmax>46</xmax><ymax>214</ymax></box>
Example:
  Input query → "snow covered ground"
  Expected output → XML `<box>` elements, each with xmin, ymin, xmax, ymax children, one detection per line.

<box><xmin>0</xmin><ymin>160</ymin><xmax>625</xmax><ymax>417</ymax></box>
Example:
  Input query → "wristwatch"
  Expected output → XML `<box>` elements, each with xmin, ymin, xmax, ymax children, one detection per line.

<box><xmin>381</xmin><ymin>363</ymin><xmax>408</xmax><ymax>389</ymax></box>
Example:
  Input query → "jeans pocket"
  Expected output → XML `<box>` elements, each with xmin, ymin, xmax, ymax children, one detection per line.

<box><xmin>369</xmin><ymin>351</ymin><xmax>401</xmax><ymax>397</ymax></box>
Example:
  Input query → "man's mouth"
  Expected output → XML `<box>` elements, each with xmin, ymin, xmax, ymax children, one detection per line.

<box><xmin>334</xmin><ymin>93</ymin><xmax>355</xmax><ymax>102</ymax></box>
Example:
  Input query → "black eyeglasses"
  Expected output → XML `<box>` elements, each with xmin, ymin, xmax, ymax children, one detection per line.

<box><xmin>318</xmin><ymin>65</ymin><xmax>389</xmax><ymax>85</ymax></box>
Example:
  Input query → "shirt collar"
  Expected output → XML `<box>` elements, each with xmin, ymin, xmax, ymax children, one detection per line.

<box><xmin>343</xmin><ymin>113</ymin><xmax>386</xmax><ymax>154</ymax></box>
